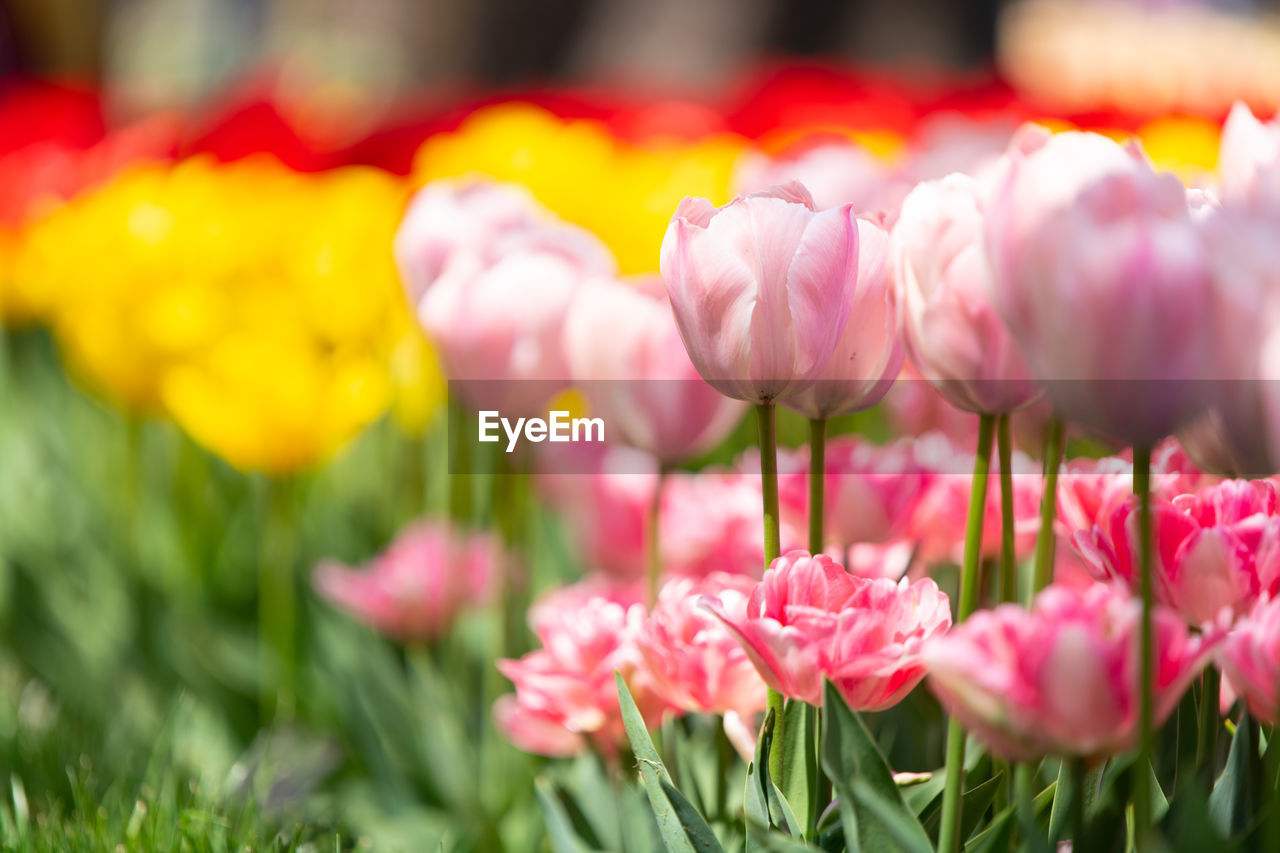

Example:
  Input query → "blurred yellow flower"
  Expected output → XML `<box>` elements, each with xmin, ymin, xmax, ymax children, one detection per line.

<box><xmin>412</xmin><ymin>104</ymin><xmax>745</xmax><ymax>274</ymax></box>
<box><xmin>13</xmin><ymin>155</ymin><xmax>443</xmax><ymax>472</ymax></box>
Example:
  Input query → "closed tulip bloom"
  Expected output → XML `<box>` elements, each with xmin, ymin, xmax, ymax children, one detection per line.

<box><xmin>893</xmin><ymin>172</ymin><xmax>1041</xmax><ymax>415</ymax></box>
<box><xmin>985</xmin><ymin>128</ymin><xmax>1219</xmax><ymax>446</ymax></box>
<box><xmin>563</xmin><ymin>276</ymin><xmax>744</xmax><ymax>462</ymax></box>
<box><xmin>419</xmin><ymin>222</ymin><xmax>614</xmax><ymax>416</ymax></box>
<box><xmin>732</xmin><ymin>141</ymin><xmax>908</xmax><ymax>218</ymax></box>
<box><xmin>1218</xmin><ymin>102</ymin><xmax>1280</xmax><ymax>210</ymax></box>
<box><xmin>636</xmin><ymin>573</ymin><xmax>767</xmax><ymax>716</ymax></box>
<box><xmin>495</xmin><ymin>578</ymin><xmax>669</xmax><ymax>757</ymax></box>
<box><xmin>660</xmin><ymin>182</ymin><xmax>858</xmax><ymax>404</ymax></box>
<box><xmin>784</xmin><ymin>216</ymin><xmax>905</xmax><ymax>419</ymax></box>
<box><xmin>313</xmin><ymin>521</ymin><xmax>497</xmax><ymax>642</ymax></box>
<box><xmin>394</xmin><ymin>179</ymin><xmax>545</xmax><ymax>309</ymax></box>
<box><xmin>703</xmin><ymin>551</ymin><xmax>951</xmax><ymax>710</ymax></box>
<box><xmin>1217</xmin><ymin>595</ymin><xmax>1280</xmax><ymax>724</ymax></box>
<box><xmin>1072</xmin><ymin>479</ymin><xmax>1280</xmax><ymax>625</ymax></box>
<box><xmin>925</xmin><ymin>583</ymin><xmax>1220</xmax><ymax>761</ymax></box>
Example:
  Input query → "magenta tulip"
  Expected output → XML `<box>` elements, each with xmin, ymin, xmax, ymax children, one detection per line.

<box><xmin>925</xmin><ymin>583</ymin><xmax>1220</xmax><ymax>761</ymax></box>
<box><xmin>1217</xmin><ymin>594</ymin><xmax>1280</xmax><ymax>724</ymax></box>
<box><xmin>703</xmin><ymin>550</ymin><xmax>951</xmax><ymax>710</ymax></box>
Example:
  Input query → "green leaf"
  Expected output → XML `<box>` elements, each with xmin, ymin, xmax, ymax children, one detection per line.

<box><xmin>535</xmin><ymin>778</ymin><xmax>599</xmax><ymax>853</ymax></box>
<box><xmin>1210</xmin><ymin>712</ymin><xmax>1259</xmax><ymax>838</ymax></box>
<box><xmin>615</xmin><ymin>673</ymin><xmax>724</xmax><ymax>853</ymax></box>
<box><xmin>780</xmin><ymin>700</ymin><xmax>819</xmax><ymax>837</ymax></box>
<box><xmin>964</xmin><ymin>806</ymin><xmax>1014</xmax><ymax>853</ymax></box>
<box><xmin>818</xmin><ymin>680</ymin><xmax>931</xmax><ymax>853</ymax></box>
<box><xmin>957</xmin><ymin>772</ymin><xmax>1004</xmax><ymax>843</ymax></box>
<box><xmin>768</xmin><ymin>781</ymin><xmax>802</xmax><ymax>838</ymax></box>
<box><xmin>746</xmin><ymin>709</ymin><xmax>776</xmax><ymax>850</ymax></box>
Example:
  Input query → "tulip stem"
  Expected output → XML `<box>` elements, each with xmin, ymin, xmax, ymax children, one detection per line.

<box><xmin>448</xmin><ymin>395</ymin><xmax>471</xmax><ymax>525</ymax></box>
<box><xmin>756</xmin><ymin>402</ymin><xmax>785</xmax><ymax>784</ymax></box>
<box><xmin>1028</xmin><ymin>417</ymin><xmax>1064</xmax><ymax>603</ymax></box>
<box><xmin>1133</xmin><ymin>444</ymin><xmax>1154</xmax><ymax>843</ymax></box>
<box><xmin>259</xmin><ymin>476</ymin><xmax>298</xmax><ymax>722</ymax></box>
<box><xmin>997</xmin><ymin>414</ymin><xmax>1016</xmax><ymax>605</ymax></box>
<box><xmin>646</xmin><ymin>466</ymin><xmax>668</xmax><ymax>607</ymax></box>
<box><xmin>938</xmin><ymin>413</ymin><xmax>996</xmax><ymax>853</ymax></box>
<box><xmin>1069</xmin><ymin>756</ymin><xmax>1087</xmax><ymax>844</ymax></box>
<box><xmin>1198</xmin><ymin>668</ymin><xmax>1220</xmax><ymax>777</ymax></box>
<box><xmin>808</xmin><ymin>417</ymin><xmax>826</xmax><ymax>555</ymax></box>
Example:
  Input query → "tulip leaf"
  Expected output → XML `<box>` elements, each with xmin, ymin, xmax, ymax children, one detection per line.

<box><xmin>615</xmin><ymin>673</ymin><xmax>724</xmax><ymax>853</ymax></box>
<box><xmin>535</xmin><ymin>778</ymin><xmax>601</xmax><ymax>853</ymax></box>
<box><xmin>818</xmin><ymin>680</ymin><xmax>931</xmax><ymax>853</ymax></box>
<box><xmin>768</xmin><ymin>781</ymin><xmax>802</xmax><ymax>838</ymax></box>
<box><xmin>1210</xmin><ymin>711</ymin><xmax>1260</xmax><ymax>838</ymax></box>
<box><xmin>745</xmin><ymin>709</ymin><xmax>776</xmax><ymax>850</ymax></box>
<box><xmin>779</xmin><ymin>700</ymin><xmax>819</xmax><ymax>838</ymax></box>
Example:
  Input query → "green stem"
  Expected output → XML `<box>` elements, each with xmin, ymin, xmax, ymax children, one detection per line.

<box><xmin>937</xmin><ymin>413</ymin><xmax>996</xmax><ymax>853</ymax></box>
<box><xmin>808</xmin><ymin>417</ymin><xmax>826</xmax><ymax>555</ymax></box>
<box><xmin>1133</xmin><ymin>445</ymin><xmax>1154</xmax><ymax>841</ymax></box>
<box><xmin>997</xmin><ymin>414</ymin><xmax>1017</xmax><ymax>605</ymax></box>
<box><xmin>1014</xmin><ymin>762</ymin><xmax>1039</xmax><ymax>846</ymax></box>
<box><xmin>448</xmin><ymin>395</ymin><xmax>471</xmax><ymax>525</ymax></box>
<box><xmin>1069</xmin><ymin>757</ymin><xmax>1086</xmax><ymax>844</ymax></box>
<box><xmin>646</xmin><ymin>467</ymin><xmax>668</xmax><ymax>607</ymax></box>
<box><xmin>756</xmin><ymin>402</ymin><xmax>785</xmax><ymax>785</ymax></box>
<box><xmin>1028</xmin><ymin>417</ymin><xmax>1064</xmax><ymax>603</ymax></box>
<box><xmin>1198</xmin><ymin>667</ymin><xmax>1220</xmax><ymax>777</ymax></box>
<box><xmin>259</xmin><ymin>476</ymin><xmax>298</xmax><ymax>722</ymax></box>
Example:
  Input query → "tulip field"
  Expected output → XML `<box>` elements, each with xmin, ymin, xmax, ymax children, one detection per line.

<box><xmin>2</xmin><ymin>59</ymin><xmax>1280</xmax><ymax>852</ymax></box>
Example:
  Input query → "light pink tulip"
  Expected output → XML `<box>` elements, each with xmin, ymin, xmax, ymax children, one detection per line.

<box><xmin>313</xmin><ymin>521</ymin><xmax>497</xmax><ymax>641</ymax></box>
<box><xmin>732</xmin><ymin>141</ymin><xmax>909</xmax><ymax>218</ymax></box>
<box><xmin>1218</xmin><ymin>102</ymin><xmax>1280</xmax><ymax>211</ymax></box>
<box><xmin>893</xmin><ymin>172</ymin><xmax>1041</xmax><ymax>415</ymax></box>
<box><xmin>636</xmin><ymin>573</ymin><xmax>768</xmax><ymax>716</ymax></box>
<box><xmin>1072</xmin><ymin>479</ymin><xmax>1280</xmax><ymax>625</ymax></box>
<box><xmin>495</xmin><ymin>578</ymin><xmax>669</xmax><ymax>757</ymax></box>
<box><xmin>660</xmin><ymin>182</ymin><xmax>858</xmax><ymax>404</ymax></box>
<box><xmin>395</xmin><ymin>179</ymin><xmax>545</xmax><ymax>309</ymax></box>
<box><xmin>418</xmin><ymin>220</ymin><xmax>615</xmax><ymax>416</ymax></box>
<box><xmin>925</xmin><ymin>583</ymin><xmax>1221</xmax><ymax>761</ymax></box>
<box><xmin>784</xmin><ymin>215</ymin><xmax>905</xmax><ymax>419</ymax></box>
<box><xmin>985</xmin><ymin>127</ymin><xmax>1220</xmax><ymax>446</ymax></box>
<box><xmin>880</xmin><ymin>360</ymin><xmax>982</xmax><ymax>446</ymax></box>
<box><xmin>1217</xmin><ymin>594</ymin><xmax>1280</xmax><ymax>724</ymax></box>
<box><xmin>778</xmin><ymin>435</ymin><xmax>931</xmax><ymax>549</ymax></box>
<box><xmin>563</xmin><ymin>276</ymin><xmax>744</xmax><ymax>462</ymax></box>
<box><xmin>907</xmin><ymin>432</ymin><xmax>1042</xmax><ymax>566</ymax></box>
<box><xmin>704</xmin><ymin>551</ymin><xmax>951</xmax><ymax>710</ymax></box>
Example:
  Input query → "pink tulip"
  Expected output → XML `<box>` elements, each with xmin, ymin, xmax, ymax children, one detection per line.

<box><xmin>1072</xmin><ymin>479</ymin><xmax>1280</xmax><ymax>625</ymax></box>
<box><xmin>892</xmin><ymin>172</ymin><xmax>1041</xmax><ymax>415</ymax></box>
<box><xmin>703</xmin><ymin>551</ymin><xmax>951</xmax><ymax>710</ymax></box>
<box><xmin>636</xmin><ymin>573</ymin><xmax>768</xmax><ymax>716</ymax></box>
<box><xmin>662</xmin><ymin>467</ymin><xmax>804</xmax><ymax>579</ymax></box>
<box><xmin>733</xmin><ymin>141</ymin><xmax>909</xmax><ymax>218</ymax></box>
<box><xmin>1217</xmin><ymin>594</ymin><xmax>1280</xmax><ymax>724</ymax></box>
<box><xmin>925</xmin><ymin>583</ymin><xmax>1220</xmax><ymax>761</ymax></box>
<box><xmin>985</xmin><ymin>127</ymin><xmax>1220</xmax><ymax>446</ymax></box>
<box><xmin>563</xmin><ymin>276</ymin><xmax>745</xmax><ymax>462</ymax></box>
<box><xmin>784</xmin><ymin>215</ymin><xmax>905</xmax><ymax>419</ymax></box>
<box><xmin>1056</xmin><ymin>438</ymin><xmax>1217</xmax><ymax>535</ymax></box>
<box><xmin>395</xmin><ymin>179</ymin><xmax>545</xmax><ymax>309</ymax></box>
<box><xmin>313</xmin><ymin>521</ymin><xmax>497</xmax><ymax>641</ymax></box>
<box><xmin>907</xmin><ymin>432</ymin><xmax>1042</xmax><ymax>566</ymax></box>
<box><xmin>418</xmin><ymin>219</ymin><xmax>615</xmax><ymax>416</ymax></box>
<box><xmin>1218</xmin><ymin>102</ymin><xmax>1280</xmax><ymax>211</ymax></box>
<box><xmin>880</xmin><ymin>360</ymin><xmax>982</xmax><ymax>446</ymax></box>
<box><xmin>778</xmin><ymin>435</ymin><xmax>931</xmax><ymax>549</ymax></box>
<box><xmin>495</xmin><ymin>578</ymin><xmax>669</xmax><ymax>757</ymax></box>
<box><xmin>660</xmin><ymin>182</ymin><xmax>858</xmax><ymax>404</ymax></box>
